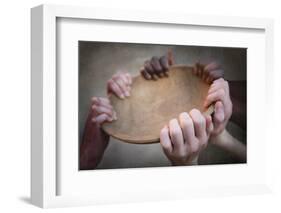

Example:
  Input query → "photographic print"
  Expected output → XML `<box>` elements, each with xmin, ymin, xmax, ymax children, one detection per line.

<box><xmin>79</xmin><ymin>41</ymin><xmax>247</xmax><ymax>170</ymax></box>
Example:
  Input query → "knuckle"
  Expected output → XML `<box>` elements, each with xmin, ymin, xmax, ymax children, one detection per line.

<box><xmin>170</xmin><ymin>128</ymin><xmax>181</xmax><ymax>137</ymax></box>
<box><xmin>224</xmin><ymin>80</ymin><xmax>229</xmax><ymax>89</ymax></box>
<box><xmin>190</xmin><ymin>144</ymin><xmax>199</xmax><ymax>154</ymax></box>
<box><xmin>180</xmin><ymin>114</ymin><xmax>192</xmax><ymax>127</ymax></box>
<box><xmin>214</xmin><ymin>78</ymin><xmax>223</xmax><ymax>84</ymax></box>
<box><xmin>190</xmin><ymin>108</ymin><xmax>200</xmax><ymax>115</ymax></box>
<box><xmin>201</xmin><ymin>141</ymin><xmax>207</xmax><ymax>148</ymax></box>
<box><xmin>91</xmin><ymin>97</ymin><xmax>98</xmax><ymax>103</ymax></box>
<box><xmin>218</xmin><ymin>88</ymin><xmax>225</xmax><ymax>97</ymax></box>
<box><xmin>160</xmin><ymin>127</ymin><xmax>168</xmax><ymax>136</ymax></box>
<box><xmin>145</xmin><ymin>64</ymin><xmax>152</xmax><ymax>71</ymax></box>
<box><xmin>190</xmin><ymin>148</ymin><xmax>197</xmax><ymax>156</ymax></box>
<box><xmin>200</xmin><ymin>137</ymin><xmax>208</xmax><ymax>147</ymax></box>
<box><xmin>177</xmin><ymin>151</ymin><xmax>187</xmax><ymax>159</ymax></box>
<box><xmin>190</xmin><ymin>109</ymin><xmax>204</xmax><ymax>123</ymax></box>
<box><xmin>195</xmin><ymin>117</ymin><xmax>205</xmax><ymax>126</ymax></box>
<box><xmin>179</xmin><ymin>112</ymin><xmax>189</xmax><ymax>118</ymax></box>
<box><xmin>151</xmin><ymin>56</ymin><xmax>159</xmax><ymax>61</ymax></box>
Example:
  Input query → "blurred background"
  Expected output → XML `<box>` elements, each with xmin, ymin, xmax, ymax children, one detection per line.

<box><xmin>79</xmin><ymin>41</ymin><xmax>246</xmax><ymax>169</ymax></box>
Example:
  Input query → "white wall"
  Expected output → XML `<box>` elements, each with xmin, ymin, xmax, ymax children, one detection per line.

<box><xmin>0</xmin><ymin>0</ymin><xmax>280</xmax><ymax>212</ymax></box>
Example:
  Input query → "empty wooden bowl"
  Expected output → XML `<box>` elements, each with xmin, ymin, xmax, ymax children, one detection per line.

<box><xmin>102</xmin><ymin>65</ymin><xmax>213</xmax><ymax>144</ymax></box>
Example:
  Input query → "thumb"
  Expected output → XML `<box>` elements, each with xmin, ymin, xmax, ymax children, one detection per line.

<box><xmin>205</xmin><ymin>115</ymin><xmax>214</xmax><ymax>135</ymax></box>
<box><xmin>214</xmin><ymin>101</ymin><xmax>225</xmax><ymax>124</ymax></box>
<box><xmin>167</xmin><ymin>49</ymin><xmax>174</xmax><ymax>66</ymax></box>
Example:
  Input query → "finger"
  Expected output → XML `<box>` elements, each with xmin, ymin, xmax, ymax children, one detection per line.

<box><xmin>206</xmin><ymin>69</ymin><xmax>224</xmax><ymax>83</ymax></box>
<box><xmin>195</xmin><ymin>61</ymin><xmax>204</xmax><ymax>78</ymax></box>
<box><xmin>92</xmin><ymin>105</ymin><xmax>113</xmax><ymax>117</ymax></box>
<box><xmin>151</xmin><ymin>56</ymin><xmax>163</xmax><ymax>77</ymax></box>
<box><xmin>107</xmin><ymin>79</ymin><xmax>125</xmax><ymax>99</ymax></box>
<box><xmin>202</xmin><ymin>62</ymin><xmax>220</xmax><ymax>81</ymax></box>
<box><xmin>223</xmin><ymin>79</ymin><xmax>230</xmax><ymax>94</ymax></box>
<box><xmin>202</xmin><ymin>67</ymin><xmax>211</xmax><ymax>82</ymax></box>
<box><xmin>204</xmin><ymin>62</ymin><xmax>221</xmax><ymax>72</ymax></box>
<box><xmin>160</xmin><ymin>125</ymin><xmax>173</xmax><ymax>154</ymax></box>
<box><xmin>91</xmin><ymin>97</ymin><xmax>113</xmax><ymax>111</ymax></box>
<box><xmin>178</xmin><ymin>112</ymin><xmax>195</xmax><ymax>144</ymax></box>
<box><xmin>208</xmin><ymin>82</ymin><xmax>224</xmax><ymax>94</ymax></box>
<box><xmin>212</xmin><ymin>78</ymin><xmax>228</xmax><ymax>93</ymax></box>
<box><xmin>92</xmin><ymin>113</ymin><xmax>113</xmax><ymax>124</ymax></box>
<box><xmin>192</xmin><ymin>62</ymin><xmax>200</xmax><ymax>75</ymax></box>
<box><xmin>159</xmin><ymin>55</ymin><xmax>169</xmax><ymax>70</ymax></box>
<box><xmin>205</xmin><ymin>115</ymin><xmax>214</xmax><ymax>136</ymax></box>
<box><xmin>92</xmin><ymin>97</ymin><xmax>110</xmax><ymax>105</ymax></box>
<box><xmin>113</xmin><ymin>76</ymin><xmax>130</xmax><ymax>97</ymax></box>
<box><xmin>118</xmin><ymin>72</ymin><xmax>130</xmax><ymax>86</ymax></box>
<box><xmin>168</xmin><ymin>119</ymin><xmax>184</xmax><ymax>151</ymax></box>
<box><xmin>214</xmin><ymin>101</ymin><xmax>225</xmax><ymax>124</ymax></box>
<box><xmin>144</xmin><ymin>60</ymin><xmax>154</xmax><ymax>73</ymax></box>
<box><xmin>98</xmin><ymin>99</ymin><xmax>114</xmax><ymax>110</ymax></box>
<box><xmin>213</xmin><ymin>77</ymin><xmax>225</xmax><ymax>84</ymax></box>
<box><xmin>144</xmin><ymin>60</ymin><xmax>156</xmax><ymax>80</ymax></box>
<box><xmin>159</xmin><ymin>55</ymin><xmax>170</xmax><ymax>77</ymax></box>
<box><xmin>140</xmin><ymin>67</ymin><xmax>152</xmax><ymax>80</ymax></box>
<box><xmin>189</xmin><ymin>109</ymin><xmax>206</xmax><ymax>139</ymax></box>
<box><xmin>125</xmin><ymin>72</ymin><xmax>132</xmax><ymax>85</ymax></box>
<box><xmin>204</xmin><ymin>88</ymin><xmax>226</xmax><ymax>108</ymax></box>
<box><xmin>167</xmin><ymin>50</ymin><xmax>174</xmax><ymax>65</ymax></box>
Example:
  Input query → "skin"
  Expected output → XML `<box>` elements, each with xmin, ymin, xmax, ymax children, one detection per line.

<box><xmin>160</xmin><ymin>110</ymin><xmax>213</xmax><ymax>165</ymax></box>
<box><xmin>192</xmin><ymin>60</ymin><xmax>246</xmax><ymax>130</ymax></box>
<box><xmin>210</xmin><ymin>129</ymin><xmax>246</xmax><ymax>163</ymax></box>
<box><xmin>140</xmin><ymin>50</ymin><xmax>174</xmax><ymax>80</ymax></box>
<box><xmin>159</xmin><ymin>76</ymin><xmax>246</xmax><ymax>164</ymax></box>
<box><xmin>79</xmin><ymin>72</ymin><xmax>132</xmax><ymax>170</ymax></box>
<box><xmin>204</xmin><ymin>78</ymin><xmax>246</xmax><ymax>162</ymax></box>
<box><xmin>204</xmin><ymin>78</ymin><xmax>233</xmax><ymax>136</ymax></box>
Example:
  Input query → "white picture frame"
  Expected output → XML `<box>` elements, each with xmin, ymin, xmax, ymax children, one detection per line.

<box><xmin>31</xmin><ymin>4</ymin><xmax>274</xmax><ymax>208</ymax></box>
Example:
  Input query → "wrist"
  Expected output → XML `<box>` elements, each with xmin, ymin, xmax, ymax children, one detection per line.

<box><xmin>210</xmin><ymin>129</ymin><xmax>227</xmax><ymax>146</ymax></box>
<box><xmin>210</xmin><ymin>129</ymin><xmax>234</xmax><ymax>150</ymax></box>
<box><xmin>171</xmin><ymin>157</ymin><xmax>198</xmax><ymax>166</ymax></box>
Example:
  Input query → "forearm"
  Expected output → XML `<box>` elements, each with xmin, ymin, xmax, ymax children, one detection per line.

<box><xmin>79</xmin><ymin>112</ymin><xmax>109</xmax><ymax>170</ymax></box>
<box><xmin>228</xmin><ymin>81</ymin><xmax>247</xmax><ymax>130</ymax></box>
<box><xmin>210</xmin><ymin>130</ymin><xmax>246</xmax><ymax>162</ymax></box>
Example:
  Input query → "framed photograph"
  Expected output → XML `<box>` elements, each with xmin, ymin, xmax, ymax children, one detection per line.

<box><xmin>31</xmin><ymin>4</ymin><xmax>274</xmax><ymax>208</ymax></box>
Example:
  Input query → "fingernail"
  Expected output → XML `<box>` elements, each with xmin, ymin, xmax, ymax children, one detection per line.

<box><xmin>120</xmin><ymin>94</ymin><xmax>125</xmax><ymax>99</ymax></box>
<box><xmin>125</xmin><ymin>91</ymin><xmax>130</xmax><ymax>97</ymax></box>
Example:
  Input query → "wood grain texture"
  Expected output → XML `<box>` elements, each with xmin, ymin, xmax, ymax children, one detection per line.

<box><xmin>102</xmin><ymin>65</ymin><xmax>213</xmax><ymax>144</ymax></box>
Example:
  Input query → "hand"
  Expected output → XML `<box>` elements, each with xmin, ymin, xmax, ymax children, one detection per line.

<box><xmin>140</xmin><ymin>50</ymin><xmax>174</xmax><ymax>80</ymax></box>
<box><xmin>160</xmin><ymin>110</ymin><xmax>213</xmax><ymax>166</ymax></box>
<box><xmin>91</xmin><ymin>97</ymin><xmax>117</xmax><ymax>125</ymax></box>
<box><xmin>204</xmin><ymin>78</ymin><xmax>232</xmax><ymax>137</ymax></box>
<box><xmin>80</xmin><ymin>96</ymin><xmax>115</xmax><ymax>170</ymax></box>
<box><xmin>107</xmin><ymin>71</ymin><xmax>132</xmax><ymax>99</ymax></box>
<box><xmin>192</xmin><ymin>61</ymin><xmax>224</xmax><ymax>84</ymax></box>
